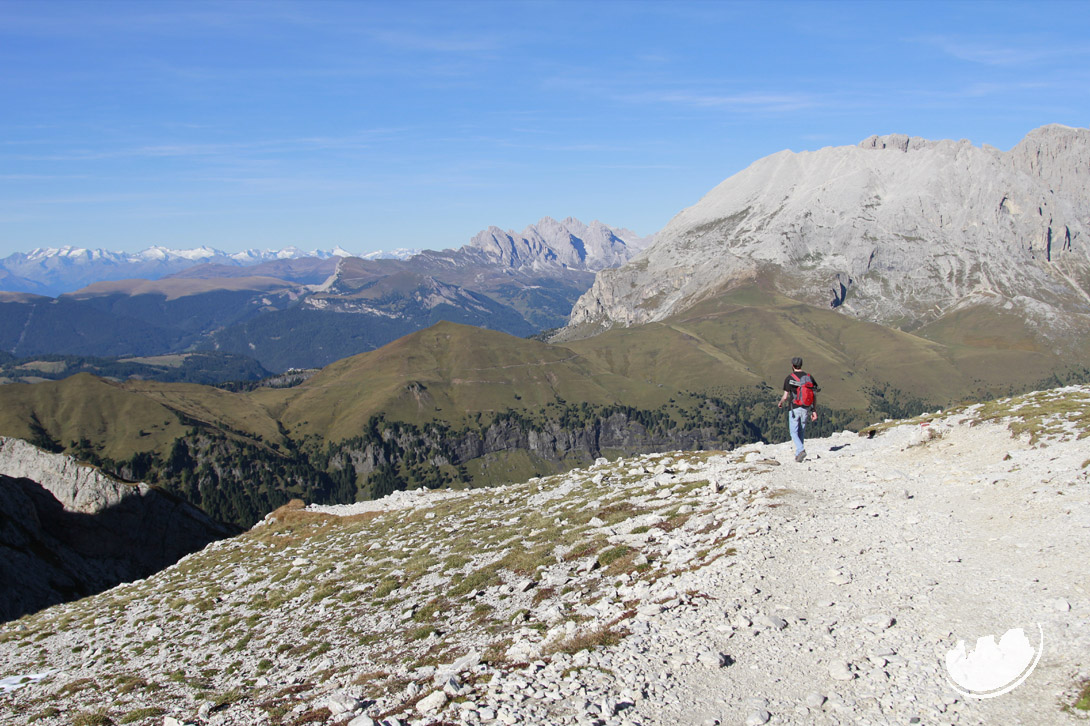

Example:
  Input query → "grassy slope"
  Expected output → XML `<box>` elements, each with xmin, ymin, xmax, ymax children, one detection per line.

<box><xmin>912</xmin><ymin>303</ymin><xmax>1073</xmax><ymax>388</ymax></box>
<box><xmin>120</xmin><ymin>380</ymin><xmax>288</xmax><ymax>448</ymax></box>
<box><xmin>566</xmin><ymin>285</ymin><xmax>984</xmax><ymax>408</ymax></box>
<box><xmin>0</xmin><ymin>374</ymin><xmax>188</xmax><ymax>460</ymax></box>
<box><xmin>260</xmin><ymin>321</ymin><xmax>674</xmax><ymax>442</ymax></box>
<box><xmin>0</xmin><ymin>286</ymin><xmax>1079</xmax><ymax>466</ymax></box>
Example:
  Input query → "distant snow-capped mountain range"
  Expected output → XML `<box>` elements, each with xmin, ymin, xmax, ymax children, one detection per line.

<box><xmin>0</xmin><ymin>217</ymin><xmax>647</xmax><ymax>371</ymax></box>
<box><xmin>1</xmin><ymin>216</ymin><xmax>646</xmax><ymax>298</ymax></box>
<box><xmin>0</xmin><ymin>245</ymin><xmax>421</xmax><ymax>296</ymax></box>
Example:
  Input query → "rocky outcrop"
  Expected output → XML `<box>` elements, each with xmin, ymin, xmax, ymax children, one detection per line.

<box><xmin>564</xmin><ymin>125</ymin><xmax>1090</xmax><ymax>342</ymax></box>
<box><xmin>0</xmin><ymin>437</ymin><xmax>233</xmax><ymax>621</ymax></box>
<box><xmin>467</xmin><ymin>217</ymin><xmax>648</xmax><ymax>272</ymax></box>
<box><xmin>330</xmin><ymin>409</ymin><xmax>754</xmax><ymax>488</ymax></box>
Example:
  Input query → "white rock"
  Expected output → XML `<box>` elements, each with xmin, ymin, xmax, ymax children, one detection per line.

<box><xmin>745</xmin><ymin>709</ymin><xmax>771</xmax><ymax>725</ymax></box>
<box><xmin>325</xmin><ymin>691</ymin><xmax>362</xmax><ymax>716</ymax></box>
<box><xmin>755</xmin><ymin>614</ymin><xmax>788</xmax><ymax>630</ymax></box>
<box><xmin>347</xmin><ymin>716</ymin><xmax>376</xmax><ymax>726</ymax></box>
<box><xmin>451</xmin><ymin>650</ymin><xmax>481</xmax><ymax>674</ymax></box>
<box><xmin>829</xmin><ymin>660</ymin><xmax>854</xmax><ymax>681</ymax></box>
<box><xmin>861</xmin><ymin>613</ymin><xmax>895</xmax><ymax>630</ymax></box>
<box><xmin>416</xmin><ymin>690</ymin><xmax>448</xmax><ymax>714</ymax></box>
<box><xmin>696</xmin><ymin>651</ymin><xmax>731</xmax><ymax>669</ymax></box>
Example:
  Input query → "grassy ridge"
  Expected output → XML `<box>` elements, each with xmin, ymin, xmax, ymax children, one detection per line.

<box><xmin>262</xmin><ymin>322</ymin><xmax>674</xmax><ymax>442</ymax></box>
<box><xmin>0</xmin><ymin>374</ymin><xmax>189</xmax><ymax>460</ymax></box>
<box><xmin>0</xmin><ymin>286</ymin><xmax>1082</xmax><ymax>527</ymax></box>
<box><xmin>566</xmin><ymin>284</ymin><xmax>1078</xmax><ymax>405</ymax></box>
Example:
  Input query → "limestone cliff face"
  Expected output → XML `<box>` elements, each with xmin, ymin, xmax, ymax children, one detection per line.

<box><xmin>467</xmin><ymin>217</ymin><xmax>648</xmax><ymax>273</ymax></box>
<box><xmin>0</xmin><ymin>437</ymin><xmax>232</xmax><ymax>621</ymax></box>
<box><xmin>328</xmin><ymin>411</ymin><xmax>746</xmax><ymax>489</ymax></box>
<box><xmin>564</xmin><ymin>125</ymin><xmax>1090</xmax><ymax>341</ymax></box>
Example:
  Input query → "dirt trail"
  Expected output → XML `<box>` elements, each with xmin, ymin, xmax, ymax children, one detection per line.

<box><xmin>623</xmin><ymin>415</ymin><xmax>1090</xmax><ymax>725</ymax></box>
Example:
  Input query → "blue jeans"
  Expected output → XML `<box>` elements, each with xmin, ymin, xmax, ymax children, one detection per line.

<box><xmin>789</xmin><ymin>406</ymin><xmax>809</xmax><ymax>455</ymax></box>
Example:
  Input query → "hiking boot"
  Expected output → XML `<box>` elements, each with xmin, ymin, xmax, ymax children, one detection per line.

<box><xmin>795</xmin><ymin>450</ymin><xmax>806</xmax><ymax>462</ymax></box>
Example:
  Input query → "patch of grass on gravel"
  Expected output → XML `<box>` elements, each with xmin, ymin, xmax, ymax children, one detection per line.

<box><xmin>860</xmin><ymin>387</ymin><xmax>1090</xmax><ymax>444</ymax></box>
<box><xmin>1074</xmin><ymin>679</ymin><xmax>1090</xmax><ymax>711</ymax></box>
<box><xmin>70</xmin><ymin>711</ymin><xmax>114</xmax><ymax>726</ymax></box>
<box><xmin>119</xmin><ymin>707</ymin><xmax>166</xmax><ymax>724</ymax></box>
<box><xmin>542</xmin><ymin>624</ymin><xmax>628</xmax><ymax>656</ymax></box>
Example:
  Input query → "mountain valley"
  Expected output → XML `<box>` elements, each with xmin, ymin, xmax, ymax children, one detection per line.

<box><xmin>0</xmin><ymin>218</ymin><xmax>646</xmax><ymax>372</ymax></box>
<box><xmin>0</xmin><ymin>124</ymin><xmax>1087</xmax><ymax>632</ymax></box>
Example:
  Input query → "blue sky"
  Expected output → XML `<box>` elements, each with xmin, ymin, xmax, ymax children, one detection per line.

<box><xmin>1</xmin><ymin>0</ymin><xmax>1088</xmax><ymax>257</ymax></box>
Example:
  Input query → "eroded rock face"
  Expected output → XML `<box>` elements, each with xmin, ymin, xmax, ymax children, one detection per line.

<box><xmin>467</xmin><ymin>217</ymin><xmax>648</xmax><ymax>273</ymax></box>
<box><xmin>0</xmin><ymin>437</ymin><xmax>232</xmax><ymax>621</ymax></box>
<box><xmin>565</xmin><ymin>125</ymin><xmax>1090</xmax><ymax>341</ymax></box>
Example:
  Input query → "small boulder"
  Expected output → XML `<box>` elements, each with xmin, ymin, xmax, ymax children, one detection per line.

<box><xmin>828</xmin><ymin>660</ymin><xmax>854</xmax><ymax>681</ymax></box>
<box><xmin>416</xmin><ymin>690</ymin><xmax>448</xmax><ymax>714</ymax></box>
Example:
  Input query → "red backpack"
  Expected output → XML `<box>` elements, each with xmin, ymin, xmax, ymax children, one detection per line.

<box><xmin>791</xmin><ymin>372</ymin><xmax>815</xmax><ymax>407</ymax></box>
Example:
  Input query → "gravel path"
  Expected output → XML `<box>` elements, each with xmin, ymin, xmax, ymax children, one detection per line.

<box><xmin>587</xmin><ymin>411</ymin><xmax>1090</xmax><ymax>725</ymax></box>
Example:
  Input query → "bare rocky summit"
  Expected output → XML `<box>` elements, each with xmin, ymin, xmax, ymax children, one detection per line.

<box><xmin>467</xmin><ymin>217</ymin><xmax>648</xmax><ymax>272</ymax></box>
<box><xmin>0</xmin><ymin>386</ymin><xmax>1087</xmax><ymax>724</ymax></box>
<box><xmin>565</xmin><ymin>125</ymin><xmax>1090</xmax><ymax>345</ymax></box>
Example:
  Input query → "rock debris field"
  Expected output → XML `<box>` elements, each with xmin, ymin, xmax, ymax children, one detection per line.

<box><xmin>1</xmin><ymin>386</ymin><xmax>1089</xmax><ymax>726</ymax></box>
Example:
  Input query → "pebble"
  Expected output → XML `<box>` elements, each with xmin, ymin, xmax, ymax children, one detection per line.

<box><xmin>416</xmin><ymin>690</ymin><xmax>448</xmax><ymax>714</ymax></box>
<box><xmin>745</xmin><ymin>709</ymin><xmax>771</xmax><ymax>725</ymax></box>
<box><xmin>829</xmin><ymin>660</ymin><xmax>854</xmax><ymax>681</ymax></box>
<box><xmin>347</xmin><ymin>717</ymin><xmax>376</xmax><ymax>726</ymax></box>
<box><xmin>696</xmin><ymin>651</ymin><xmax>732</xmax><ymax>669</ymax></box>
<box><xmin>861</xmin><ymin>613</ymin><xmax>894</xmax><ymax>630</ymax></box>
<box><xmin>755</xmin><ymin>614</ymin><xmax>787</xmax><ymax>630</ymax></box>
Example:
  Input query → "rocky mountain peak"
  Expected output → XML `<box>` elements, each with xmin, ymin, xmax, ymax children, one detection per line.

<box><xmin>468</xmin><ymin>217</ymin><xmax>647</xmax><ymax>272</ymax></box>
<box><xmin>858</xmin><ymin>133</ymin><xmax>940</xmax><ymax>153</ymax></box>
<box><xmin>1010</xmin><ymin>123</ymin><xmax>1090</xmax><ymax>190</ymax></box>
<box><xmin>564</xmin><ymin>124</ymin><xmax>1090</xmax><ymax>343</ymax></box>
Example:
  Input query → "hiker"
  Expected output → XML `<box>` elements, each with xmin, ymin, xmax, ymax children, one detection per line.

<box><xmin>777</xmin><ymin>356</ymin><xmax>818</xmax><ymax>462</ymax></box>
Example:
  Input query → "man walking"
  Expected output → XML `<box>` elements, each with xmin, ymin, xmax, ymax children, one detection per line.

<box><xmin>778</xmin><ymin>356</ymin><xmax>818</xmax><ymax>462</ymax></box>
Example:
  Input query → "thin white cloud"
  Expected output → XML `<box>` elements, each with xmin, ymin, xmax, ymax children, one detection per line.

<box><xmin>6</xmin><ymin>131</ymin><xmax>407</xmax><ymax>163</ymax></box>
<box><xmin>369</xmin><ymin>29</ymin><xmax>502</xmax><ymax>55</ymax></box>
<box><xmin>541</xmin><ymin>66</ymin><xmax>819</xmax><ymax>115</ymax></box>
<box><xmin>624</xmin><ymin>90</ymin><xmax>817</xmax><ymax>112</ymax></box>
<box><xmin>915</xmin><ymin>34</ymin><xmax>1089</xmax><ymax>66</ymax></box>
<box><xmin>960</xmin><ymin>80</ymin><xmax>1056</xmax><ymax>97</ymax></box>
